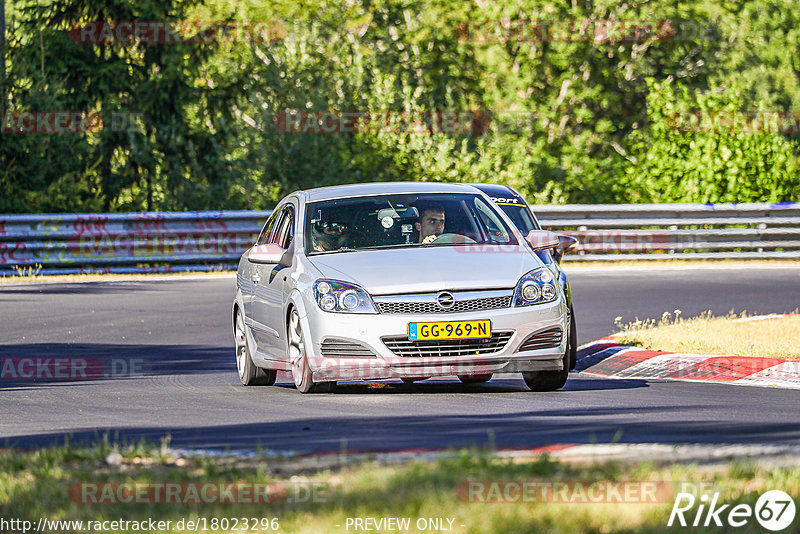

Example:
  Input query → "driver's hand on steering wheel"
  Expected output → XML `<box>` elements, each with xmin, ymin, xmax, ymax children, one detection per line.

<box><xmin>421</xmin><ymin>234</ymin><xmax>438</xmax><ymax>244</ymax></box>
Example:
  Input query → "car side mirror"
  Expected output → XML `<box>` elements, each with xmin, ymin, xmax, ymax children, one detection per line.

<box><xmin>247</xmin><ymin>243</ymin><xmax>286</xmax><ymax>264</ymax></box>
<box><xmin>524</xmin><ymin>230</ymin><xmax>560</xmax><ymax>251</ymax></box>
<box><xmin>553</xmin><ymin>234</ymin><xmax>579</xmax><ymax>264</ymax></box>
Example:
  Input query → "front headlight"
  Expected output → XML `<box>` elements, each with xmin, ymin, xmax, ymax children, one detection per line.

<box><xmin>513</xmin><ymin>268</ymin><xmax>559</xmax><ymax>307</ymax></box>
<box><xmin>313</xmin><ymin>279</ymin><xmax>377</xmax><ymax>314</ymax></box>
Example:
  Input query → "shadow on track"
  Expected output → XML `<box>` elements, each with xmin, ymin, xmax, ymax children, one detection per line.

<box><xmin>273</xmin><ymin>376</ymin><xmax>648</xmax><ymax>395</ymax></box>
<box><xmin>0</xmin><ymin>282</ymin><xmax>170</xmax><ymax>296</ymax></box>
<box><xmin>5</xmin><ymin>404</ymin><xmax>800</xmax><ymax>454</ymax></box>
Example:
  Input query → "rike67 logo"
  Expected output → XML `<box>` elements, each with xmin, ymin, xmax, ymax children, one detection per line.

<box><xmin>668</xmin><ymin>490</ymin><xmax>796</xmax><ymax>531</ymax></box>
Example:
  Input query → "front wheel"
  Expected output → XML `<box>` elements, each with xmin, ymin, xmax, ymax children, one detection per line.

<box><xmin>522</xmin><ymin>348</ymin><xmax>569</xmax><ymax>392</ymax></box>
<box><xmin>522</xmin><ymin>369</ymin><xmax>568</xmax><ymax>391</ymax></box>
<box><xmin>235</xmin><ymin>308</ymin><xmax>276</xmax><ymax>386</ymax></box>
<box><xmin>567</xmin><ymin>306</ymin><xmax>578</xmax><ymax>370</ymax></box>
<box><xmin>288</xmin><ymin>309</ymin><xmax>334</xmax><ymax>393</ymax></box>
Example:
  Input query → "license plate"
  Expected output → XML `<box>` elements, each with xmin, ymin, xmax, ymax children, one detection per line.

<box><xmin>408</xmin><ymin>320</ymin><xmax>492</xmax><ymax>340</ymax></box>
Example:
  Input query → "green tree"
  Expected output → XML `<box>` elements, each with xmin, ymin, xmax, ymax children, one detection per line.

<box><xmin>2</xmin><ymin>0</ymin><xmax>799</xmax><ymax>213</ymax></box>
<box><xmin>2</xmin><ymin>0</ymin><xmax>245</xmax><ymax>212</ymax></box>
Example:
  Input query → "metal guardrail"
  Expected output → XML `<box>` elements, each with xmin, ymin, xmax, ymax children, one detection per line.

<box><xmin>0</xmin><ymin>202</ymin><xmax>798</xmax><ymax>274</ymax></box>
<box><xmin>0</xmin><ymin>211</ymin><xmax>264</xmax><ymax>275</ymax></box>
<box><xmin>536</xmin><ymin>202</ymin><xmax>800</xmax><ymax>261</ymax></box>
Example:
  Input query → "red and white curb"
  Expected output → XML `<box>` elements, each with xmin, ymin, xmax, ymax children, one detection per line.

<box><xmin>576</xmin><ymin>315</ymin><xmax>800</xmax><ymax>390</ymax></box>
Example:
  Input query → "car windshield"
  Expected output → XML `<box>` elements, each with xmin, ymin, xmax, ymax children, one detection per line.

<box><xmin>305</xmin><ymin>193</ymin><xmax>518</xmax><ymax>254</ymax></box>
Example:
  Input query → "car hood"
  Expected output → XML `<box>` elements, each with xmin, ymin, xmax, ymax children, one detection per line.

<box><xmin>307</xmin><ymin>245</ymin><xmax>541</xmax><ymax>295</ymax></box>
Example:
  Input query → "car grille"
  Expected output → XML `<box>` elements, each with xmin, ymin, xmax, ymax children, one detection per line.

<box><xmin>382</xmin><ymin>332</ymin><xmax>513</xmax><ymax>358</ymax></box>
<box><xmin>517</xmin><ymin>327</ymin><xmax>563</xmax><ymax>351</ymax></box>
<box><xmin>377</xmin><ymin>295</ymin><xmax>512</xmax><ymax>315</ymax></box>
<box><xmin>320</xmin><ymin>338</ymin><xmax>377</xmax><ymax>358</ymax></box>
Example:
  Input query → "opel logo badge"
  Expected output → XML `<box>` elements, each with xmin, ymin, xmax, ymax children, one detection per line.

<box><xmin>437</xmin><ymin>291</ymin><xmax>455</xmax><ymax>309</ymax></box>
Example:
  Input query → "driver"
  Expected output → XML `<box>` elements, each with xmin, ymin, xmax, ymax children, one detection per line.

<box><xmin>311</xmin><ymin>217</ymin><xmax>349</xmax><ymax>251</ymax></box>
<box><xmin>415</xmin><ymin>204</ymin><xmax>445</xmax><ymax>244</ymax></box>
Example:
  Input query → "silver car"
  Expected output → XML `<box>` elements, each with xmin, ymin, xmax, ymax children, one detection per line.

<box><xmin>232</xmin><ymin>182</ymin><xmax>571</xmax><ymax>393</ymax></box>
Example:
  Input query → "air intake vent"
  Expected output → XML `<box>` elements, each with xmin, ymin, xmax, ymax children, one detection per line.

<box><xmin>517</xmin><ymin>327</ymin><xmax>563</xmax><ymax>352</ymax></box>
<box><xmin>377</xmin><ymin>295</ymin><xmax>511</xmax><ymax>315</ymax></box>
<box><xmin>320</xmin><ymin>339</ymin><xmax>376</xmax><ymax>358</ymax></box>
<box><xmin>382</xmin><ymin>332</ymin><xmax>513</xmax><ymax>358</ymax></box>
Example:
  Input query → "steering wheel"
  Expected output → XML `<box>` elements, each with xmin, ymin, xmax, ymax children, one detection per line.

<box><xmin>430</xmin><ymin>233</ymin><xmax>477</xmax><ymax>245</ymax></box>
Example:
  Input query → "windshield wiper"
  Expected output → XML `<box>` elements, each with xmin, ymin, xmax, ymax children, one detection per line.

<box><xmin>420</xmin><ymin>241</ymin><xmax>484</xmax><ymax>248</ymax></box>
<box><xmin>361</xmin><ymin>244</ymin><xmax>419</xmax><ymax>250</ymax></box>
<box><xmin>311</xmin><ymin>246</ymin><xmax>360</xmax><ymax>255</ymax></box>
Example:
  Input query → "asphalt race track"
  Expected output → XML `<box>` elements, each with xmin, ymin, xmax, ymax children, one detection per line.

<box><xmin>1</xmin><ymin>266</ymin><xmax>799</xmax><ymax>453</ymax></box>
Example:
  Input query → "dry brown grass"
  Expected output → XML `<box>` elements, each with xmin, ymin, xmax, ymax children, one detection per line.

<box><xmin>616</xmin><ymin>312</ymin><xmax>800</xmax><ymax>359</ymax></box>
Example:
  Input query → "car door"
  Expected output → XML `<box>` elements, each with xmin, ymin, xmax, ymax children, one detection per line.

<box><xmin>242</xmin><ymin>208</ymin><xmax>280</xmax><ymax>321</ymax></box>
<box><xmin>248</xmin><ymin>202</ymin><xmax>295</xmax><ymax>359</ymax></box>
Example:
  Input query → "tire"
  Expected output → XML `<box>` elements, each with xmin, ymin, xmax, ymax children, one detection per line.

<box><xmin>568</xmin><ymin>306</ymin><xmax>578</xmax><ymax>371</ymax></box>
<box><xmin>288</xmin><ymin>309</ymin><xmax>334</xmax><ymax>393</ymax></box>
<box><xmin>522</xmin><ymin>367</ymin><xmax>568</xmax><ymax>392</ymax></box>
<box><xmin>234</xmin><ymin>308</ymin><xmax>277</xmax><ymax>386</ymax></box>
<box><xmin>522</xmin><ymin>347</ymin><xmax>569</xmax><ymax>392</ymax></box>
<box><xmin>458</xmin><ymin>373</ymin><xmax>493</xmax><ymax>384</ymax></box>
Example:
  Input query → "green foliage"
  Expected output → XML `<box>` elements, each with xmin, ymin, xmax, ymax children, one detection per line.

<box><xmin>1</xmin><ymin>0</ymin><xmax>799</xmax><ymax>212</ymax></box>
<box><xmin>3</xmin><ymin>443</ymin><xmax>799</xmax><ymax>534</ymax></box>
<box><xmin>623</xmin><ymin>78</ymin><xmax>800</xmax><ymax>202</ymax></box>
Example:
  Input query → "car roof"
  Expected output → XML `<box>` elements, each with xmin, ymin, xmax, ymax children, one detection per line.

<box><xmin>299</xmin><ymin>182</ymin><xmax>481</xmax><ymax>203</ymax></box>
<box><xmin>470</xmin><ymin>183</ymin><xmax>528</xmax><ymax>205</ymax></box>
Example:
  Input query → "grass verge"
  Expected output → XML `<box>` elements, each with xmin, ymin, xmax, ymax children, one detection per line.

<box><xmin>614</xmin><ymin>311</ymin><xmax>800</xmax><ymax>359</ymax></box>
<box><xmin>1</xmin><ymin>442</ymin><xmax>799</xmax><ymax>533</ymax></box>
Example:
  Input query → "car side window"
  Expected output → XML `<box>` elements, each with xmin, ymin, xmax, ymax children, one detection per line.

<box><xmin>474</xmin><ymin>198</ymin><xmax>511</xmax><ymax>243</ymax></box>
<box><xmin>256</xmin><ymin>208</ymin><xmax>280</xmax><ymax>245</ymax></box>
<box><xmin>271</xmin><ymin>205</ymin><xmax>295</xmax><ymax>249</ymax></box>
<box><xmin>281</xmin><ymin>208</ymin><xmax>295</xmax><ymax>249</ymax></box>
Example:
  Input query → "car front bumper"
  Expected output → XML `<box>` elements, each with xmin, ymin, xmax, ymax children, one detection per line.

<box><xmin>301</xmin><ymin>298</ymin><xmax>569</xmax><ymax>381</ymax></box>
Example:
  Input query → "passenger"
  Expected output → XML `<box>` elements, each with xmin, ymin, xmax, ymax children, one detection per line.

<box><xmin>312</xmin><ymin>219</ymin><xmax>349</xmax><ymax>251</ymax></box>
